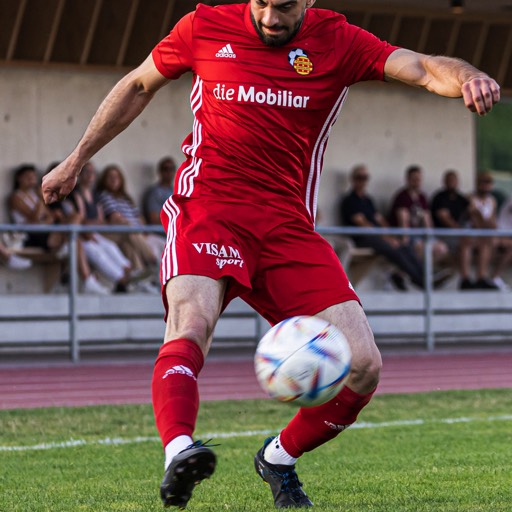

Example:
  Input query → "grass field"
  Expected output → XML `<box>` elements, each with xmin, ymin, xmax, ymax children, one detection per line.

<box><xmin>1</xmin><ymin>388</ymin><xmax>511</xmax><ymax>511</ymax></box>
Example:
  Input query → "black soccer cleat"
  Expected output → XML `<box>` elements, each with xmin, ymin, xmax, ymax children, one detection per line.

<box><xmin>254</xmin><ymin>437</ymin><xmax>313</xmax><ymax>509</ymax></box>
<box><xmin>160</xmin><ymin>440</ymin><xmax>217</xmax><ymax>509</ymax></box>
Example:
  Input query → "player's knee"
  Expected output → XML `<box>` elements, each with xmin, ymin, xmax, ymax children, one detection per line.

<box><xmin>164</xmin><ymin>313</ymin><xmax>214</xmax><ymax>350</ymax></box>
<box><xmin>349</xmin><ymin>351</ymin><xmax>382</xmax><ymax>391</ymax></box>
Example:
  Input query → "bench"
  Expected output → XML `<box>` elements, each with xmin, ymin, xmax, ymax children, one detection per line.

<box><xmin>1</xmin><ymin>290</ymin><xmax>511</xmax><ymax>359</ymax></box>
<box><xmin>360</xmin><ymin>291</ymin><xmax>512</xmax><ymax>346</ymax></box>
<box><xmin>325</xmin><ymin>234</ymin><xmax>383</xmax><ymax>285</ymax></box>
<box><xmin>0</xmin><ymin>248</ymin><xmax>62</xmax><ymax>294</ymax></box>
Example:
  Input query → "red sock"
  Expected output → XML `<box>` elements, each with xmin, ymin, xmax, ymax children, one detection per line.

<box><xmin>280</xmin><ymin>385</ymin><xmax>375</xmax><ymax>458</ymax></box>
<box><xmin>152</xmin><ymin>338</ymin><xmax>204</xmax><ymax>447</ymax></box>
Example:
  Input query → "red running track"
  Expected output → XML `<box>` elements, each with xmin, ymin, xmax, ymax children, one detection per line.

<box><xmin>1</xmin><ymin>351</ymin><xmax>511</xmax><ymax>410</ymax></box>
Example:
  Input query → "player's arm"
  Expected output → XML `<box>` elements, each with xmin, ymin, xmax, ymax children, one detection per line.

<box><xmin>42</xmin><ymin>55</ymin><xmax>169</xmax><ymax>204</ymax></box>
<box><xmin>384</xmin><ymin>49</ymin><xmax>500</xmax><ymax>115</ymax></box>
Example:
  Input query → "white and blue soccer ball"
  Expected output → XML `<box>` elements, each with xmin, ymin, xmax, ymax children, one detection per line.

<box><xmin>254</xmin><ymin>316</ymin><xmax>352</xmax><ymax>407</ymax></box>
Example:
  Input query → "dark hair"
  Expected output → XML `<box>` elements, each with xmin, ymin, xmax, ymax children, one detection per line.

<box><xmin>96</xmin><ymin>164</ymin><xmax>134</xmax><ymax>205</ymax></box>
<box><xmin>158</xmin><ymin>156</ymin><xmax>176</xmax><ymax>173</ymax></box>
<box><xmin>12</xmin><ymin>163</ymin><xmax>37</xmax><ymax>190</ymax></box>
<box><xmin>406</xmin><ymin>165</ymin><xmax>422</xmax><ymax>178</ymax></box>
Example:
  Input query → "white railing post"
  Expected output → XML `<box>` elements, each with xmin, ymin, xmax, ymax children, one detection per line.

<box><xmin>423</xmin><ymin>233</ymin><xmax>435</xmax><ymax>352</ymax></box>
<box><xmin>68</xmin><ymin>228</ymin><xmax>79</xmax><ymax>362</ymax></box>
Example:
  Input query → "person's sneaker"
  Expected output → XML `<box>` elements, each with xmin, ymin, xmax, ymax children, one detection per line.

<box><xmin>459</xmin><ymin>278</ymin><xmax>475</xmax><ymax>290</ymax></box>
<box><xmin>134</xmin><ymin>279</ymin><xmax>160</xmax><ymax>294</ymax></box>
<box><xmin>492</xmin><ymin>276</ymin><xmax>510</xmax><ymax>291</ymax></box>
<box><xmin>254</xmin><ymin>437</ymin><xmax>313</xmax><ymax>509</ymax></box>
<box><xmin>6</xmin><ymin>254</ymin><xmax>32</xmax><ymax>270</ymax></box>
<box><xmin>82</xmin><ymin>275</ymin><xmax>110</xmax><ymax>295</ymax></box>
<box><xmin>390</xmin><ymin>272</ymin><xmax>407</xmax><ymax>291</ymax></box>
<box><xmin>160</xmin><ymin>440</ymin><xmax>216</xmax><ymax>509</ymax></box>
<box><xmin>474</xmin><ymin>278</ymin><xmax>499</xmax><ymax>290</ymax></box>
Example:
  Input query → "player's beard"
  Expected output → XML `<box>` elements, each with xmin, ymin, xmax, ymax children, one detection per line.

<box><xmin>250</xmin><ymin>10</ymin><xmax>305</xmax><ymax>47</ymax></box>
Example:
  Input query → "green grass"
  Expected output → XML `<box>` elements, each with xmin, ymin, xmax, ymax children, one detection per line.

<box><xmin>1</xmin><ymin>389</ymin><xmax>511</xmax><ymax>511</ymax></box>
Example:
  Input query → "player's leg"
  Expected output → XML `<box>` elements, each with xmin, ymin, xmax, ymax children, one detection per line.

<box><xmin>156</xmin><ymin>196</ymin><xmax>259</xmax><ymax>507</ymax></box>
<box><xmin>155</xmin><ymin>274</ymin><xmax>226</xmax><ymax>508</ymax></box>
<box><xmin>251</xmin><ymin>212</ymin><xmax>377</xmax><ymax>507</ymax></box>
<box><xmin>256</xmin><ymin>303</ymin><xmax>379</xmax><ymax>509</ymax></box>
<box><xmin>276</xmin><ymin>301</ymin><xmax>380</xmax><ymax>460</ymax></box>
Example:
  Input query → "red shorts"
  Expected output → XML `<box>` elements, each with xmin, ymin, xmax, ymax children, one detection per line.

<box><xmin>160</xmin><ymin>197</ymin><xmax>359</xmax><ymax>325</ymax></box>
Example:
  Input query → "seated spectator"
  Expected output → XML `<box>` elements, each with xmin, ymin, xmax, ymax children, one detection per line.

<box><xmin>430</xmin><ymin>169</ymin><xmax>471</xmax><ymax>275</ymax></box>
<box><xmin>462</xmin><ymin>172</ymin><xmax>500</xmax><ymax>290</ymax></box>
<box><xmin>431</xmin><ymin>170</ymin><xmax>469</xmax><ymax>231</ymax></box>
<box><xmin>0</xmin><ymin>242</ymin><xmax>32</xmax><ymax>270</ymax></box>
<box><xmin>44</xmin><ymin>161</ymin><xmax>111</xmax><ymax>294</ymax></box>
<box><xmin>389</xmin><ymin>165</ymin><xmax>448</xmax><ymax>263</ymax></box>
<box><xmin>340</xmin><ymin>164</ymin><xmax>425</xmax><ymax>290</ymax></box>
<box><xmin>8</xmin><ymin>164</ymin><xmax>67</xmax><ymax>254</ymax></box>
<box><xmin>492</xmin><ymin>195</ymin><xmax>512</xmax><ymax>290</ymax></box>
<box><xmin>70</xmin><ymin>162</ymin><xmax>135</xmax><ymax>293</ymax></box>
<box><xmin>96</xmin><ymin>164</ymin><xmax>163</xmax><ymax>291</ymax></box>
<box><xmin>9</xmin><ymin>163</ymin><xmax>108</xmax><ymax>294</ymax></box>
<box><xmin>143</xmin><ymin>156</ymin><xmax>176</xmax><ymax>225</ymax></box>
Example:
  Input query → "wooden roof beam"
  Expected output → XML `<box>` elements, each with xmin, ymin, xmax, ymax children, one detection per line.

<box><xmin>80</xmin><ymin>0</ymin><xmax>103</xmax><ymax>65</ymax></box>
<box><xmin>6</xmin><ymin>0</ymin><xmax>27</xmax><ymax>61</ymax></box>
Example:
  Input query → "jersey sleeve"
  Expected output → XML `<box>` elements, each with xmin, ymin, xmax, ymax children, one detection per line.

<box><xmin>336</xmin><ymin>21</ymin><xmax>399</xmax><ymax>85</ymax></box>
<box><xmin>151</xmin><ymin>11</ymin><xmax>195</xmax><ymax>80</ymax></box>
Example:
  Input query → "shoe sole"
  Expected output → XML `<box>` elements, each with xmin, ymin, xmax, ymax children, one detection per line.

<box><xmin>161</xmin><ymin>448</ymin><xmax>216</xmax><ymax>509</ymax></box>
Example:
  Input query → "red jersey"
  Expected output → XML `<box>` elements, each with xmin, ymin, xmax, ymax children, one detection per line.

<box><xmin>152</xmin><ymin>3</ymin><xmax>398</xmax><ymax>221</ymax></box>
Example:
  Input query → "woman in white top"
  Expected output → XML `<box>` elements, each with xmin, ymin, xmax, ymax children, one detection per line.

<box><xmin>462</xmin><ymin>172</ymin><xmax>500</xmax><ymax>290</ymax></box>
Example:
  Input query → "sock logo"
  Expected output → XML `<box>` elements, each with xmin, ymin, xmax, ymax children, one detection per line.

<box><xmin>162</xmin><ymin>365</ymin><xmax>197</xmax><ymax>381</ymax></box>
<box><xmin>324</xmin><ymin>421</ymin><xmax>351</xmax><ymax>432</ymax></box>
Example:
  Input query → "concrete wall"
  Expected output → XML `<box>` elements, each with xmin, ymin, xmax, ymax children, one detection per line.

<box><xmin>0</xmin><ymin>67</ymin><xmax>475</xmax><ymax>224</ymax></box>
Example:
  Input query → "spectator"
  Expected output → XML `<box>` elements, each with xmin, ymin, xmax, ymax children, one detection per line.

<box><xmin>96</xmin><ymin>164</ymin><xmax>163</xmax><ymax>291</ymax></box>
<box><xmin>143</xmin><ymin>157</ymin><xmax>176</xmax><ymax>225</ymax></box>
<box><xmin>494</xmin><ymin>195</ymin><xmax>512</xmax><ymax>290</ymax></box>
<box><xmin>463</xmin><ymin>172</ymin><xmax>499</xmax><ymax>290</ymax></box>
<box><xmin>431</xmin><ymin>170</ymin><xmax>469</xmax><ymax>233</ymax></box>
<box><xmin>8</xmin><ymin>164</ymin><xmax>67</xmax><ymax>254</ymax></box>
<box><xmin>430</xmin><ymin>169</ymin><xmax>471</xmax><ymax>277</ymax></box>
<box><xmin>340</xmin><ymin>164</ymin><xmax>425</xmax><ymax>290</ymax></box>
<box><xmin>389</xmin><ymin>165</ymin><xmax>448</xmax><ymax>263</ymax></box>
<box><xmin>9</xmin><ymin>163</ymin><xmax>109</xmax><ymax>294</ymax></box>
<box><xmin>0</xmin><ymin>242</ymin><xmax>32</xmax><ymax>270</ymax></box>
<box><xmin>70</xmin><ymin>162</ymin><xmax>135</xmax><ymax>293</ymax></box>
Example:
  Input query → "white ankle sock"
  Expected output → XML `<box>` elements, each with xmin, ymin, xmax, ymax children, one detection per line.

<box><xmin>263</xmin><ymin>434</ymin><xmax>297</xmax><ymax>466</ymax></box>
<box><xmin>164</xmin><ymin>435</ymin><xmax>194</xmax><ymax>469</ymax></box>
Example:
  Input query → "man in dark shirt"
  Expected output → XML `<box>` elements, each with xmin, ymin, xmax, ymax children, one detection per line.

<box><xmin>430</xmin><ymin>170</ymin><xmax>480</xmax><ymax>289</ymax></box>
<box><xmin>431</xmin><ymin>170</ymin><xmax>469</xmax><ymax>231</ymax></box>
<box><xmin>340</xmin><ymin>164</ymin><xmax>424</xmax><ymax>290</ymax></box>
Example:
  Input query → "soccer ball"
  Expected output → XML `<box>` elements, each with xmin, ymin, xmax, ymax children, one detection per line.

<box><xmin>254</xmin><ymin>316</ymin><xmax>352</xmax><ymax>407</ymax></box>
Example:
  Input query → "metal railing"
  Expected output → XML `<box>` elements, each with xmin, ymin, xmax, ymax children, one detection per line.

<box><xmin>318</xmin><ymin>225</ymin><xmax>512</xmax><ymax>352</ymax></box>
<box><xmin>1</xmin><ymin>223</ymin><xmax>511</xmax><ymax>360</ymax></box>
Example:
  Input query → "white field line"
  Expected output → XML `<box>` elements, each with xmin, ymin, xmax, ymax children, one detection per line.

<box><xmin>1</xmin><ymin>415</ymin><xmax>512</xmax><ymax>453</ymax></box>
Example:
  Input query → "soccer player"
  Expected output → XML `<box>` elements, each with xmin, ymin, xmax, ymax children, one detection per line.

<box><xmin>42</xmin><ymin>0</ymin><xmax>500</xmax><ymax>508</ymax></box>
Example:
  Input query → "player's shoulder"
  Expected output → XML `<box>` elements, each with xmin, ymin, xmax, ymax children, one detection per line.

<box><xmin>194</xmin><ymin>2</ymin><xmax>245</xmax><ymax>21</ymax></box>
<box><xmin>305</xmin><ymin>8</ymin><xmax>348</xmax><ymax>29</ymax></box>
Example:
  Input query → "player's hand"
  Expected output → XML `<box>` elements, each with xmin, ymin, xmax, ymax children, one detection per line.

<box><xmin>41</xmin><ymin>160</ymin><xmax>80</xmax><ymax>204</ymax></box>
<box><xmin>462</xmin><ymin>76</ymin><xmax>500</xmax><ymax>116</ymax></box>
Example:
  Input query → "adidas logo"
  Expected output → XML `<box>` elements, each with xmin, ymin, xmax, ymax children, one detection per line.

<box><xmin>324</xmin><ymin>421</ymin><xmax>351</xmax><ymax>432</ymax></box>
<box><xmin>215</xmin><ymin>44</ymin><xmax>236</xmax><ymax>59</ymax></box>
<box><xmin>162</xmin><ymin>365</ymin><xmax>197</xmax><ymax>380</ymax></box>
